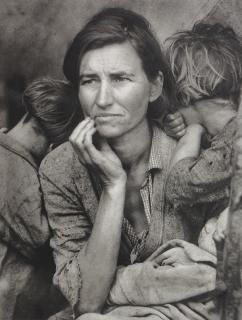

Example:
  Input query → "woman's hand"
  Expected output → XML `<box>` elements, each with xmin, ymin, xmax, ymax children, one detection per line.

<box><xmin>70</xmin><ymin>118</ymin><xmax>127</xmax><ymax>314</ymax></box>
<box><xmin>70</xmin><ymin>117</ymin><xmax>127</xmax><ymax>187</ymax></box>
<box><xmin>162</xmin><ymin>111</ymin><xmax>186</xmax><ymax>139</ymax></box>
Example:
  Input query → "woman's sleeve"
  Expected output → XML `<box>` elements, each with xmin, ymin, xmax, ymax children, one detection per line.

<box><xmin>166</xmin><ymin>140</ymin><xmax>232</xmax><ymax>205</ymax></box>
<box><xmin>39</xmin><ymin>153</ymin><xmax>92</xmax><ymax>311</ymax></box>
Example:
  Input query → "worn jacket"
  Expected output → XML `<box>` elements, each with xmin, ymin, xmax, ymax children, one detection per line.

<box><xmin>40</xmin><ymin>123</ymin><xmax>223</xmax><ymax>314</ymax></box>
<box><xmin>0</xmin><ymin>132</ymin><xmax>64</xmax><ymax>320</ymax></box>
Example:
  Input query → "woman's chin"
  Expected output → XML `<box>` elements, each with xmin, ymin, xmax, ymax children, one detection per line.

<box><xmin>96</xmin><ymin>126</ymin><xmax>123</xmax><ymax>139</ymax></box>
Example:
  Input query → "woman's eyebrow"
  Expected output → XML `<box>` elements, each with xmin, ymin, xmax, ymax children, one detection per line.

<box><xmin>110</xmin><ymin>71</ymin><xmax>135</xmax><ymax>77</ymax></box>
<box><xmin>79</xmin><ymin>72</ymin><xmax>135</xmax><ymax>80</ymax></box>
<box><xmin>79</xmin><ymin>73</ymin><xmax>98</xmax><ymax>80</ymax></box>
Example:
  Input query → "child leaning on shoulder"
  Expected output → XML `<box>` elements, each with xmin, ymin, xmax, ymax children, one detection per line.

<box><xmin>163</xmin><ymin>22</ymin><xmax>242</xmax><ymax>255</ymax></box>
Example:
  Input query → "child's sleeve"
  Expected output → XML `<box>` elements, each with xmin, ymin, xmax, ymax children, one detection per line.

<box><xmin>166</xmin><ymin>138</ymin><xmax>233</xmax><ymax>205</ymax></box>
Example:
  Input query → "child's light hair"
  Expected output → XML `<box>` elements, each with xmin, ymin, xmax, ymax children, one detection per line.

<box><xmin>167</xmin><ymin>23</ymin><xmax>242</xmax><ymax>108</ymax></box>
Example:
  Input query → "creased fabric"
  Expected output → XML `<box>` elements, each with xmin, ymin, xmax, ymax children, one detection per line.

<box><xmin>39</xmin><ymin>123</ymin><xmax>182</xmax><ymax>309</ymax></box>
<box><xmin>108</xmin><ymin>240</ymin><xmax>216</xmax><ymax>307</ymax></box>
<box><xmin>0</xmin><ymin>133</ymin><xmax>50</xmax><ymax>259</ymax></box>
<box><xmin>166</xmin><ymin>117</ymin><xmax>236</xmax><ymax>207</ymax></box>
<box><xmin>40</xmin><ymin>122</ymin><xmax>223</xmax><ymax>318</ymax></box>
<box><xmin>77</xmin><ymin>301</ymin><xmax>218</xmax><ymax>320</ymax></box>
<box><xmin>0</xmin><ymin>132</ymin><xmax>65</xmax><ymax>320</ymax></box>
<box><xmin>79</xmin><ymin>240</ymin><xmax>218</xmax><ymax>320</ymax></box>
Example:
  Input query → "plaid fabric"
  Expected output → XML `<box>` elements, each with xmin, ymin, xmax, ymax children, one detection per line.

<box><xmin>40</xmin><ymin>123</ymin><xmax>186</xmax><ymax>308</ymax></box>
<box><xmin>121</xmin><ymin>125</ymin><xmax>166</xmax><ymax>263</ymax></box>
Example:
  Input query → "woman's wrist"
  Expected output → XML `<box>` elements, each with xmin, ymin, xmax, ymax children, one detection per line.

<box><xmin>103</xmin><ymin>174</ymin><xmax>127</xmax><ymax>194</ymax></box>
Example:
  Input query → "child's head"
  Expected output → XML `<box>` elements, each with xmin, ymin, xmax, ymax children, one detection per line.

<box><xmin>167</xmin><ymin>22</ymin><xmax>242</xmax><ymax>109</ymax></box>
<box><xmin>23</xmin><ymin>77</ymin><xmax>82</xmax><ymax>147</ymax></box>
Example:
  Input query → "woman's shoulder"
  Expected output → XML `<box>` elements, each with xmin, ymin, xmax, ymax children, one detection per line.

<box><xmin>40</xmin><ymin>141</ymin><xmax>73</xmax><ymax>169</ymax></box>
<box><xmin>40</xmin><ymin>141</ymin><xmax>88</xmax><ymax>181</ymax></box>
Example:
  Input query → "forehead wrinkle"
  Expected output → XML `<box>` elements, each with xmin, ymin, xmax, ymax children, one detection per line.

<box><xmin>99</xmin><ymin>54</ymin><xmax>135</xmax><ymax>75</ymax></box>
<box><xmin>80</xmin><ymin>43</ymin><xmax>145</xmax><ymax>78</ymax></box>
<box><xmin>80</xmin><ymin>53</ymin><xmax>104</xmax><ymax>74</ymax></box>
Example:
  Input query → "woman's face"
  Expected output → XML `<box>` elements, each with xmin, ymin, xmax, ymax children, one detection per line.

<box><xmin>78</xmin><ymin>42</ymin><xmax>159</xmax><ymax>139</ymax></box>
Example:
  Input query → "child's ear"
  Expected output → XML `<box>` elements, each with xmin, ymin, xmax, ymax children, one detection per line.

<box><xmin>149</xmin><ymin>71</ymin><xmax>164</xmax><ymax>102</ymax></box>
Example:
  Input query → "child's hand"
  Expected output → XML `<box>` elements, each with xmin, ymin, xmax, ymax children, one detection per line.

<box><xmin>162</xmin><ymin>111</ymin><xmax>186</xmax><ymax>139</ymax></box>
<box><xmin>213</xmin><ymin>207</ymin><xmax>229</xmax><ymax>243</ymax></box>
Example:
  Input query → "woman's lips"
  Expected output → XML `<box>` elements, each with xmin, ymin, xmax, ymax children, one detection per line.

<box><xmin>94</xmin><ymin>114</ymin><xmax>122</xmax><ymax>120</ymax></box>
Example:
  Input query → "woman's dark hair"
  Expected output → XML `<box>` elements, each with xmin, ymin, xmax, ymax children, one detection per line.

<box><xmin>23</xmin><ymin>77</ymin><xmax>82</xmax><ymax>146</ymax></box>
<box><xmin>63</xmin><ymin>7</ymin><xmax>176</xmax><ymax>118</ymax></box>
<box><xmin>167</xmin><ymin>22</ymin><xmax>242</xmax><ymax>108</ymax></box>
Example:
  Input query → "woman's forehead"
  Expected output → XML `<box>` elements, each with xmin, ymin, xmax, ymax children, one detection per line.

<box><xmin>79</xmin><ymin>42</ymin><xmax>143</xmax><ymax>75</ymax></box>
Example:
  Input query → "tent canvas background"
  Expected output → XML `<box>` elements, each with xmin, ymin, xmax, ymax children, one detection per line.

<box><xmin>0</xmin><ymin>0</ymin><xmax>241</xmax><ymax>128</ymax></box>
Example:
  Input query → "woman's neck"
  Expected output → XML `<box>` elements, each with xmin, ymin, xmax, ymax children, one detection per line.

<box><xmin>108</xmin><ymin>119</ymin><xmax>152</xmax><ymax>170</ymax></box>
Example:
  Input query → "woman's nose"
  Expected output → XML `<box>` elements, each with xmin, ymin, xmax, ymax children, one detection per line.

<box><xmin>95</xmin><ymin>81</ymin><xmax>113</xmax><ymax>108</ymax></box>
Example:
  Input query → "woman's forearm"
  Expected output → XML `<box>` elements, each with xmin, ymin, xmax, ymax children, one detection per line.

<box><xmin>76</xmin><ymin>179</ymin><xmax>126</xmax><ymax>315</ymax></box>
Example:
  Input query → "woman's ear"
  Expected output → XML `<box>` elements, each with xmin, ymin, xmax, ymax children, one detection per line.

<box><xmin>149</xmin><ymin>71</ymin><xmax>164</xmax><ymax>102</ymax></box>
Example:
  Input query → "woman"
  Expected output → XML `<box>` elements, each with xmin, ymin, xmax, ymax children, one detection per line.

<box><xmin>40</xmin><ymin>8</ymin><xmax>218</xmax><ymax>320</ymax></box>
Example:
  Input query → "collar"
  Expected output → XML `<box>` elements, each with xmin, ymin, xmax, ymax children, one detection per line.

<box><xmin>0</xmin><ymin>131</ymin><xmax>38</xmax><ymax>169</ymax></box>
<box><xmin>147</xmin><ymin>122</ymin><xmax>167</xmax><ymax>172</ymax></box>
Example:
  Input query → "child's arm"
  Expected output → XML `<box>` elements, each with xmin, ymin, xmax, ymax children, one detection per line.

<box><xmin>166</xmin><ymin>119</ymin><xmax>235</xmax><ymax>205</ymax></box>
<box><xmin>170</xmin><ymin>124</ymin><xmax>205</xmax><ymax>169</ymax></box>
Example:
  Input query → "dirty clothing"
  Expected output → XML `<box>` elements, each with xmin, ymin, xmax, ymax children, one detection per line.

<box><xmin>0</xmin><ymin>132</ymin><xmax>64</xmax><ymax>320</ymax></box>
<box><xmin>40</xmin><ymin>124</ymin><xmax>180</xmax><ymax>308</ymax></box>
<box><xmin>40</xmin><ymin>123</ymin><xmax>221</xmax><ymax>320</ymax></box>
<box><xmin>108</xmin><ymin>237</ymin><xmax>217</xmax><ymax>306</ymax></box>
<box><xmin>104</xmin><ymin>237</ymin><xmax>217</xmax><ymax>320</ymax></box>
<box><xmin>77</xmin><ymin>301</ymin><xmax>218</xmax><ymax>320</ymax></box>
<box><xmin>166</xmin><ymin>117</ymin><xmax>236</xmax><ymax>213</ymax></box>
<box><xmin>105</xmin><ymin>210</ymin><xmax>220</xmax><ymax>318</ymax></box>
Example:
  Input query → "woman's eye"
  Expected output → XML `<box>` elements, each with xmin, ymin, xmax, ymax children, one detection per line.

<box><xmin>112</xmin><ymin>76</ymin><xmax>130</xmax><ymax>83</ymax></box>
<box><xmin>80</xmin><ymin>79</ymin><xmax>97</xmax><ymax>86</ymax></box>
